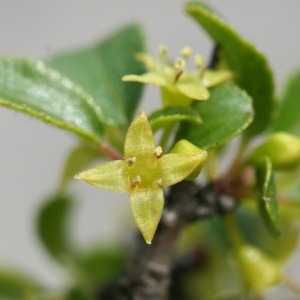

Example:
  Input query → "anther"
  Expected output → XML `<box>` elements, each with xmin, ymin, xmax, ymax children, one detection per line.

<box><xmin>174</xmin><ymin>58</ymin><xmax>186</xmax><ymax>70</ymax></box>
<box><xmin>132</xmin><ymin>175</ymin><xmax>141</xmax><ymax>184</ymax></box>
<box><xmin>156</xmin><ymin>178</ymin><xmax>163</xmax><ymax>188</ymax></box>
<box><xmin>131</xmin><ymin>175</ymin><xmax>141</xmax><ymax>188</ymax></box>
<box><xmin>154</xmin><ymin>146</ymin><xmax>163</xmax><ymax>158</ymax></box>
<box><xmin>195</xmin><ymin>54</ymin><xmax>204</xmax><ymax>68</ymax></box>
<box><xmin>181</xmin><ymin>47</ymin><xmax>192</xmax><ymax>58</ymax></box>
<box><xmin>125</xmin><ymin>156</ymin><xmax>136</xmax><ymax>166</ymax></box>
<box><xmin>159</xmin><ymin>45</ymin><xmax>168</xmax><ymax>59</ymax></box>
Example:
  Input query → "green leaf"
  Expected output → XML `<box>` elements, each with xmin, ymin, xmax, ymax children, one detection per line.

<box><xmin>236</xmin><ymin>208</ymin><xmax>298</xmax><ymax>263</ymax></box>
<box><xmin>148</xmin><ymin>106</ymin><xmax>202</xmax><ymax>132</ymax></box>
<box><xmin>48</xmin><ymin>24</ymin><xmax>146</xmax><ymax>126</ymax></box>
<box><xmin>59</xmin><ymin>144</ymin><xmax>102</xmax><ymax>190</ymax></box>
<box><xmin>256</xmin><ymin>157</ymin><xmax>281</xmax><ymax>237</ymax></box>
<box><xmin>0</xmin><ymin>269</ymin><xmax>40</xmax><ymax>299</ymax></box>
<box><xmin>176</xmin><ymin>85</ymin><xmax>253</xmax><ymax>150</ymax></box>
<box><xmin>0</xmin><ymin>56</ymin><xmax>104</xmax><ymax>144</ymax></box>
<box><xmin>77</xmin><ymin>247</ymin><xmax>126</xmax><ymax>284</ymax></box>
<box><xmin>273</xmin><ymin>70</ymin><xmax>300</xmax><ymax>134</ymax></box>
<box><xmin>36</xmin><ymin>194</ymin><xmax>74</xmax><ymax>260</ymax></box>
<box><xmin>186</xmin><ymin>1</ymin><xmax>275</xmax><ymax>137</ymax></box>
<box><xmin>67</xmin><ymin>288</ymin><xmax>91</xmax><ymax>300</ymax></box>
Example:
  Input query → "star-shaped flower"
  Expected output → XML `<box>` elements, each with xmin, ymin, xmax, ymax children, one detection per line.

<box><xmin>122</xmin><ymin>46</ymin><xmax>233</xmax><ymax>107</ymax></box>
<box><xmin>75</xmin><ymin>110</ymin><xmax>207</xmax><ymax>244</ymax></box>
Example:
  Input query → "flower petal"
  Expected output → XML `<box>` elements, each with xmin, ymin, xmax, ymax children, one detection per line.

<box><xmin>202</xmin><ymin>70</ymin><xmax>233</xmax><ymax>87</ymax></box>
<box><xmin>130</xmin><ymin>188</ymin><xmax>164</xmax><ymax>244</ymax></box>
<box><xmin>158</xmin><ymin>153</ymin><xmax>204</xmax><ymax>186</ymax></box>
<box><xmin>75</xmin><ymin>160</ymin><xmax>130</xmax><ymax>192</ymax></box>
<box><xmin>135</xmin><ymin>53</ymin><xmax>156</xmax><ymax>69</ymax></box>
<box><xmin>124</xmin><ymin>110</ymin><xmax>156</xmax><ymax>157</ymax></box>
<box><xmin>176</xmin><ymin>81</ymin><xmax>209</xmax><ymax>100</ymax></box>
<box><xmin>122</xmin><ymin>72</ymin><xmax>167</xmax><ymax>87</ymax></box>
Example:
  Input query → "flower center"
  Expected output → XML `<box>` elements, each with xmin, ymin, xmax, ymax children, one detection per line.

<box><xmin>125</xmin><ymin>147</ymin><xmax>163</xmax><ymax>189</ymax></box>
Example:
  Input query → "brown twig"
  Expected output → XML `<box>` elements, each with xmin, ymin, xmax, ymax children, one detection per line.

<box><xmin>97</xmin><ymin>143</ymin><xmax>123</xmax><ymax>160</ymax></box>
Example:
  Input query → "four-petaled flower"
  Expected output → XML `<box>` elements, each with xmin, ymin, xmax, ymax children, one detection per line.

<box><xmin>75</xmin><ymin>110</ymin><xmax>207</xmax><ymax>244</ymax></box>
<box><xmin>122</xmin><ymin>46</ymin><xmax>233</xmax><ymax>107</ymax></box>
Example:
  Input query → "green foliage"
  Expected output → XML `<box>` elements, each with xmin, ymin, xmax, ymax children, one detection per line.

<box><xmin>77</xmin><ymin>247</ymin><xmax>126</xmax><ymax>284</ymax></box>
<box><xmin>249</xmin><ymin>132</ymin><xmax>300</xmax><ymax>170</ymax></box>
<box><xmin>255</xmin><ymin>157</ymin><xmax>281</xmax><ymax>237</ymax></box>
<box><xmin>273</xmin><ymin>70</ymin><xmax>300</xmax><ymax>135</ymax></box>
<box><xmin>148</xmin><ymin>106</ymin><xmax>202</xmax><ymax>132</ymax></box>
<box><xmin>0</xmin><ymin>270</ymin><xmax>40</xmax><ymax>300</ymax></box>
<box><xmin>36</xmin><ymin>194</ymin><xmax>74</xmax><ymax>260</ymax></box>
<box><xmin>176</xmin><ymin>85</ymin><xmax>254</xmax><ymax>149</ymax></box>
<box><xmin>0</xmin><ymin>57</ymin><xmax>104</xmax><ymax>144</ymax></box>
<box><xmin>48</xmin><ymin>24</ymin><xmax>146</xmax><ymax>127</ymax></box>
<box><xmin>186</xmin><ymin>1</ymin><xmax>275</xmax><ymax>137</ymax></box>
<box><xmin>236</xmin><ymin>208</ymin><xmax>298</xmax><ymax>262</ymax></box>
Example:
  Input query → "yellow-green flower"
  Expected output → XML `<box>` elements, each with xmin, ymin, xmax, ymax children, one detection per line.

<box><xmin>75</xmin><ymin>110</ymin><xmax>207</xmax><ymax>244</ymax></box>
<box><xmin>122</xmin><ymin>46</ymin><xmax>232</xmax><ymax>107</ymax></box>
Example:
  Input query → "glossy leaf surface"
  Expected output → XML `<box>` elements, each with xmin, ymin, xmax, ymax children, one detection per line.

<box><xmin>148</xmin><ymin>106</ymin><xmax>202</xmax><ymax>132</ymax></box>
<box><xmin>186</xmin><ymin>1</ymin><xmax>275</xmax><ymax>137</ymax></box>
<box><xmin>256</xmin><ymin>157</ymin><xmax>281</xmax><ymax>237</ymax></box>
<box><xmin>0</xmin><ymin>56</ymin><xmax>104</xmax><ymax>143</ymax></box>
<box><xmin>176</xmin><ymin>85</ymin><xmax>253</xmax><ymax>150</ymax></box>
<box><xmin>48</xmin><ymin>24</ymin><xmax>146</xmax><ymax>126</ymax></box>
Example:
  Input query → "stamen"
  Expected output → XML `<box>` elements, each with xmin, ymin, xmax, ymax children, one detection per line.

<box><xmin>181</xmin><ymin>47</ymin><xmax>192</xmax><ymax>58</ymax></box>
<box><xmin>159</xmin><ymin>45</ymin><xmax>168</xmax><ymax>59</ymax></box>
<box><xmin>153</xmin><ymin>146</ymin><xmax>163</xmax><ymax>158</ymax></box>
<box><xmin>131</xmin><ymin>175</ymin><xmax>141</xmax><ymax>188</ymax></box>
<box><xmin>199</xmin><ymin>65</ymin><xmax>207</xmax><ymax>80</ymax></box>
<box><xmin>174</xmin><ymin>70</ymin><xmax>184</xmax><ymax>84</ymax></box>
<box><xmin>125</xmin><ymin>156</ymin><xmax>136</xmax><ymax>166</ymax></box>
<box><xmin>156</xmin><ymin>178</ymin><xmax>163</xmax><ymax>188</ymax></box>
<box><xmin>174</xmin><ymin>58</ymin><xmax>186</xmax><ymax>70</ymax></box>
<box><xmin>195</xmin><ymin>54</ymin><xmax>204</xmax><ymax>68</ymax></box>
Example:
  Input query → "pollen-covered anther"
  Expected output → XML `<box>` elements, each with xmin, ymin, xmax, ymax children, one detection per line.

<box><xmin>125</xmin><ymin>156</ymin><xmax>136</xmax><ymax>166</ymax></box>
<box><xmin>156</xmin><ymin>178</ymin><xmax>163</xmax><ymax>188</ymax></box>
<box><xmin>174</xmin><ymin>58</ymin><xmax>186</xmax><ymax>71</ymax></box>
<box><xmin>131</xmin><ymin>175</ymin><xmax>141</xmax><ymax>188</ymax></box>
<box><xmin>181</xmin><ymin>47</ymin><xmax>192</xmax><ymax>58</ymax></box>
<box><xmin>154</xmin><ymin>146</ymin><xmax>163</xmax><ymax>158</ymax></box>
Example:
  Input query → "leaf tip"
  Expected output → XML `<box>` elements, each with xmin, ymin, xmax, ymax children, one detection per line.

<box><xmin>74</xmin><ymin>172</ymin><xmax>83</xmax><ymax>180</ymax></box>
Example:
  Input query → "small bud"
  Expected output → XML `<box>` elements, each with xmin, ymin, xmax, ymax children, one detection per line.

<box><xmin>237</xmin><ymin>245</ymin><xmax>281</xmax><ymax>292</ymax></box>
<box><xmin>125</xmin><ymin>156</ymin><xmax>136</xmax><ymax>166</ymax></box>
<box><xmin>154</xmin><ymin>146</ymin><xmax>163</xmax><ymax>158</ymax></box>
<box><xmin>171</xmin><ymin>139</ymin><xmax>208</xmax><ymax>180</ymax></box>
<box><xmin>249</xmin><ymin>132</ymin><xmax>300</xmax><ymax>169</ymax></box>
<box><xmin>181</xmin><ymin>47</ymin><xmax>192</xmax><ymax>58</ymax></box>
